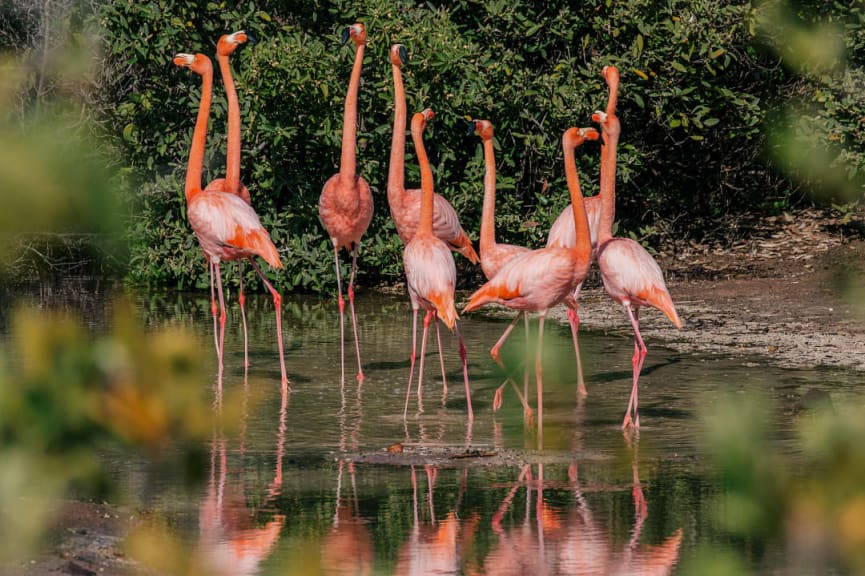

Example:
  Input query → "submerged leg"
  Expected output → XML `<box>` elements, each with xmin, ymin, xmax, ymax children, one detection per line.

<box><xmin>209</xmin><ymin>262</ymin><xmax>220</xmax><ymax>359</ymax></box>
<box><xmin>567</xmin><ymin>307</ymin><xmax>587</xmax><ymax>398</ymax></box>
<box><xmin>214</xmin><ymin>262</ymin><xmax>227</xmax><ymax>398</ymax></box>
<box><xmin>348</xmin><ymin>244</ymin><xmax>364</xmax><ymax>382</ymax></box>
<box><xmin>490</xmin><ymin>315</ymin><xmax>519</xmax><ymax>412</ymax></box>
<box><xmin>536</xmin><ymin>312</ymin><xmax>546</xmax><ymax>449</ymax></box>
<box><xmin>249</xmin><ymin>258</ymin><xmax>289</xmax><ymax>391</ymax></box>
<box><xmin>405</xmin><ymin>305</ymin><xmax>419</xmax><ymax>417</ymax></box>
<box><xmin>454</xmin><ymin>321</ymin><xmax>473</xmax><ymax>422</ymax></box>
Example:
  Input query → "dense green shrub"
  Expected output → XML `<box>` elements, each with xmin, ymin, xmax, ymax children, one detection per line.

<box><xmin>8</xmin><ymin>0</ymin><xmax>859</xmax><ymax>291</ymax></box>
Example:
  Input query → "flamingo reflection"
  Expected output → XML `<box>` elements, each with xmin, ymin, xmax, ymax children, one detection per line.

<box><xmin>478</xmin><ymin>455</ymin><xmax>682</xmax><ymax>576</ymax></box>
<box><xmin>194</xmin><ymin>387</ymin><xmax>288</xmax><ymax>575</ymax></box>
<box><xmin>394</xmin><ymin>466</ymin><xmax>479</xmax><ymax>575</ymax></box>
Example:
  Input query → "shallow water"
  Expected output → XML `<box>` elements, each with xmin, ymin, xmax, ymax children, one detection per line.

<box><xmin>58</xmin><ymin>290</ymin><xmax>865</xmax><ymax>574</ymax></box>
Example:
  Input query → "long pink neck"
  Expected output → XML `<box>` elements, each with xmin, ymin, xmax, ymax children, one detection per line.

<box><xmin>185</xmin><ymin>65</ymin><xmax>212</xmax><ymax>202</ymax></box>
<box><xmin>597</xmin><ymin>119</ymin><xmax>619</xmax><ymax>246</ymax></box>
<box><xmin>387</xmin><ymin>60</ymin><xmax>406</xmax><ymax>202</ymax></box>
<box><xmin>413</xmin><ymin>123</ymin><xmax>434</xmax><ymax>237</ymax></box>
<box><xmin>564</xmin><ymin>130</ymin><xmax>592</xmax><ymax>264</ymax></box>
<box><xmin>217</xmin><ymin>52</ymin><xmax>241</xmax><ymax>193</ymax></box>
<box><xmin>479</xmin><ymin>137</ymin><xmax>498</xmax><ymax>255</ymax></box>
<box><xmin>340</xmin><ymin>41</ymin><xmax>364</xmax><ymax>182</ymax></box>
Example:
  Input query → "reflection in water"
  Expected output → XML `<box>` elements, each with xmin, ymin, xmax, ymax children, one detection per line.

<box><xmin>481</xmin><ymin>452</ymin><xmax>682</xmax><ymax>576</ymax></box>
<box><xmin>194</xmin><ymin>382</ymin><xmax>288</xmax><ymax>576</ymax></box>
<box><xmin>322</xmin><ymin>460</ymin><xmax>374</xmax><ymax>575</ymax></box>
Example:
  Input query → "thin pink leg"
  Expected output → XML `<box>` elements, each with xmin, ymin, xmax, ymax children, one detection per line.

<box><xmin>490</xmin><ymin>316</ymin><xmax>520</xmax><ymax>411</ymax></box>
<box><xmin>209</xmin><ymin>262</ymin><xmax>220</xmax><ymax>358</ymax></box>
<box><xmin>332</xmin><ymin>244</ymin><xmax>346</xmax><ymax>385</ymax></box>
<box><xmin>405</xmin><ymin>306</ymin><xmax>419</xmax><ymax>417</ymax></box>
<box><xmin>348</xmin><ymin>245</ymin><xmax>364</xmax><ymax>382</ymax></box>
<box><xmin>416</xmin><ymin>311</ymin><xmax>431</xmax><ymax>404</ymax></box>
<box><xmin>249</xmin><ymin>258</ymin><xmax>289</xmax><ymax>391</ymax></box>
<box><xmin>567</xmin><ymin>307</ymin><xmax>587</xmax><ymax>398</ymax></box>
<box><xmin>215</xmin><ymin>262</ymin><xmax>227</xmax><ymax>396</ymax></box>
<box><xmin>237</xmin><ymin>260</ymin><xmax>249</xmax><ymax>369</ymax></box>
<box><xmin>536</xmin><ymin>312</ymin><xmax>546</xmax><ymax>449</ymax></box>
<box><xmin>433</xmin><ymin>312</ymin><xmax>448</xmax><ymax>395</ymax></box>
<box><xmin>453</xmin><ymin>321</ymin><xmax>473</xmax><ymax>422</ymax></box>
<box><xmin>523</xmin><ymin>313</ymin><xmax>531</xmax><ymax>420</ymax></box>
<box><xmin>622</xmin><ymin>304</ymin><xmax>647</xmax><ymax>431</ymax></box>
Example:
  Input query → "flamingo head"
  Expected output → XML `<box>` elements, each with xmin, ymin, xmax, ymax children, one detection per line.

<box><xmin>563</xmin><ymin>126</ymin><xmax>598</xmax><ymax>149</ymax></box>
<box><xmin>411</xmin><ymin>108</ymin><xmax>434</xmax><ymax>133</ymax></box>
<box><xmin>341</xmin><ymin>23</ymin><xmax>366</xmax><ymax>46</ymax></box>
<box><xmin>390</xmin><ymin>44</ymin><xmax>408</xmax><ymax>66</ymax></box>
<box><xmin>601</xmin><ymin>65</ymin><xmax>620</xmax><ymax>87</ymax></box>
<box><xmin>468</xmin><ymin>119</ymin><xmax>493</xmax><ymax>140</ymax></box>
<box><xmin>173</xmin><ymin>53</ymin><xmax>212</xmax><ymax>76</ymax></box>
<box><xmin>217</xmin><ymin>30</ymin><xmax>255</xmax><ymax>56</ymax></box>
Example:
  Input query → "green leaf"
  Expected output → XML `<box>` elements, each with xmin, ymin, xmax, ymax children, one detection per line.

<box><xmin>671</xmin><ymin>61</ymin><xmax>687</xmax><ymax>72</ymax></box>
<box><xmin>703</xmin><ymin>117</ymin><xmax>720</xmax><ymax>126</ymax></box>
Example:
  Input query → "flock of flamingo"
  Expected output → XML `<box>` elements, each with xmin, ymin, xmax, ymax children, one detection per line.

<box><xmin>172</xmin><ymin>24</ymin><xmax>682</xmax><ymax>435</ymax></box>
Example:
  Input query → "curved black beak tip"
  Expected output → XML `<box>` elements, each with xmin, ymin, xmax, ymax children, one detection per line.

<box><xmin>246</xmin><ymin>33</ymin><xmax>258</xmax><ymax>46</ymax></box>
<box><xmin>399</xmin><ymin>45</ymin><xmax>408</xmax><ymax>64</ymax></box>
<box><xmin>341</xmin><ymin>27</ymin><xmax>350</xmax><ymax>45</ymax></box>
<box><xmin>465</xmin><ymin>120</ymin><xmax>476</xmax><ymax>136</ymax></box>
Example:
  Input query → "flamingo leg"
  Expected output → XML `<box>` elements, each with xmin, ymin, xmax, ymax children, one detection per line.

<box><xmin>622</xmin><ymin>304</ymin><xmax>647</xmax><ymax>431</ymax></box>
<box><xmin>348</xmin><ymin>244</ymin><xmax>364</xmax><ymax>383</ymax></box>
<box><xmin>433</xmin><ymin>312</ymin><xmax>448</xmax><ymax>395</ymax></box>
<box><xmin>567</xmin><ymin>307</ymin><xmax>588</xmax><ymax>398</ymax></box>
<box><xmin>215</xmin><ymin>262</ymin><xmax>227</xmax><ymax>396</ymax></box>
<box><xmin>536</xmin><ymin>313</ymin><xmax>546</xmax><ymax>449</ymax></box>
<box><xmin>405</xmin><ymin>305</ymin><xmax>419</xmax><ymax>418</ymax></box>
<box><xmin>249</xmin><ymin>258</ymin><xmax>289</xmax><ymax>391</ymax></box>
<box><xmin>453</xmin><ymin>321</ymin><xmax>473</xmax><ymax>422</ymax></box>
<box><xmin>209</xmin><ymin>262</ymin><xmax>220</xmax><ymax>359</ymax></box>
<box><xmin>332</xmin><ymin>243</ymin><xmax>346</xmax><ymax>385</ymax></box>
<box><xmin>523</xmin><ymin>313</ymin><xmax>531</xmax><ymax>422</ymax></box>
<box><xmin>237</xmin><ymin>260</ymin><xmax>249</xmax><ymax>369</ymax></box>
<box><xmin>416</xmin><ymin>311</ymin><xmax>432</xmax><ymax>404</ymax></box>
<box><xmin>490</xmin><ymin>315</ymin><xmax>521</xmax><ymax>409</ymax></box>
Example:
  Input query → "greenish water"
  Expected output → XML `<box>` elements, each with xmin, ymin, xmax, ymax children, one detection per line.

<box><xmin>76</xmin><ymin>291</ymin><xmax>865</xmax><ymax>574</ymax></box>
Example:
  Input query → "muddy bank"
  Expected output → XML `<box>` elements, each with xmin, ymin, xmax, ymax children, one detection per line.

<box><xmin>547</xmin><ymin>210</ymin><xmax>865</xmax><ymax>372</ymax></box>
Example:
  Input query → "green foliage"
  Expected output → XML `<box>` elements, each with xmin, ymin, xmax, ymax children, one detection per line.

<box><xmin>68</xmin><ymin>0</ymin><xmax>864</xmax><ymax>291</ymax></box>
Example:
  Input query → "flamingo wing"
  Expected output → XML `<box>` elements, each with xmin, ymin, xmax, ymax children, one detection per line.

<box><xmin>464</xmin><ymin>248</ymin><xmax>583</xmax><ymax>313</ymax></box>
<box><xmin>188</xmin><ymin>192</ymin><xmax>282</xmax><ymax>268</ymax></box>
<box><xmin>598</xmin><ymin>238</ymin><xmax>680</xmax><ymax>327</ymax></box>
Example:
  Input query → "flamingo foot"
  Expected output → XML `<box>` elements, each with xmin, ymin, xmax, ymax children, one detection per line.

<box><xmin>493</xmin><ymin>384</ymin><xmax>505</xmax><ymax>412</ymax></box>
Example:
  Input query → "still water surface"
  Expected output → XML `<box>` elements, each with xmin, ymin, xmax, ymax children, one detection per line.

<box><xmin>107</xmin><ymin>291</ymin><xmax>861</xmax><ymax>575</ymax></box>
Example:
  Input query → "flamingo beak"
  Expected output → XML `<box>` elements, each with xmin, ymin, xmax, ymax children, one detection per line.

<box><xmin>465</xmin><ymin>120</ymin><xmax>477</xmax><ymax>136</ymax></box>
<box><xmin>398</xmin><ymin>44</ymin><xmax>408</xmax><ymax>64</ymax></box>
<box><xmin>341</xmin><ymin>27</ymin><xmax>351</xmax><ymax>45</ymax></box>
<box><xmin>245</xmin><ymin>32</ymin><xmax>257</xmax><ymax>46</ymax></box>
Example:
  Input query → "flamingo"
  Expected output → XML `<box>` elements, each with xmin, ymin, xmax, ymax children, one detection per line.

<box><xmin>319</xmin><ymin>23</ymin><xmax>374</xmax><ymax>384</ymax></box>
<box><xmin>468</xmin><ymin>118</ymin><xmax>534</xmax><ymax>420</ymax></box>
<box><xmin>205</xmin><ymin>30</ymin><xmax>253</xmax><ymax>367</ymax></box>
<box><xmin>173</xmin><ymin>52</ymin><xmax>288</xmax><ymax>390</ymax></box>
<box><xmin>592</xmin><ymin>67</ymin><xmax>682</xmax><ymax>431</ymax></box>
<box><xmin>463</xmin><ymin>126</ymin><xmax>598</xmax><ymax>446</ymax></box>
<box><xmin>402</xmin><ymin>109</ymin><xmax>473</xmax><ymax>423</ymax></box>
<box><xmin>388</xmin><ymin>44</ymin><xmax>479</xmax><ymax>395</ymax></box>
<box><xmin>544</xmin><ymin>66</ymin><xmax>622</xmax><ymax>399</ymax></box>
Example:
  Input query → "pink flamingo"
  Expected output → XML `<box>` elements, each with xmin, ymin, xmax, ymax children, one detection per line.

<box><xmin>544</xmin><ymin>67</ymin><xmax>621</xmax><ymax>398</ymax></box>
<box><xmin>173</xmin><ymin>52</ymin><xmax>288</xmax><ymax>390</ymax></box>
<box><xmin>389</xmin><ymin>44</ymin><xmax>479</xmax><ymax>395</ymax></box>
<box><xmin>463</xmin><ymin>127</ymin><xmax>598</xmax><ymax>445</ymax></box>
<box><xmin>319</xmin><ymin>23</ymin><xmax>374</xmax><ymax>384</ymax></box>
<box><xmin>593</xmin><ymin>67</ymin><xmax>682</xmax><ymax>430</ymax></box>
<box><xmin>205</xmin><ymin>30</ymin><xmax>254</xmax><ymax>367</ymax></box>
<box><xmin>402</xmin><ymin>109</ymin><xmax>473</xmax><ymax>422</ymax></box>
<box><xmin>468</xmin><ymin>118</ymin><xmax>534</xmax><ymax>420</ymax></box>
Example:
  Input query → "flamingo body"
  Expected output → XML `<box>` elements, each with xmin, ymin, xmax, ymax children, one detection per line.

<box><xmin>187</xmin><ymin>191</ymin><xmax>282</xmax><ymax>268</ymax></box>
<box><xmin>598</xmin><ymin>238</ymin><xmax>681</xmax><ymax>328</ymax></box>
<box><xmin>466</xmin><ymin>248</ymin><xmax>588</xmax><ymax>313</ymax></box>
<box><xmin>319</xmin><ymin>172</ymin><xmax>374</xmax><ymax>250</ymax></box>
<box><xmin>546</xmin><ymin>195</ymin><xmax>603</xmax><ymax>253</ymax></box>
<box><xmin>404</xmin><ymin>235</ymin><xmax>458</xmax><ymax>329</ymax></box>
